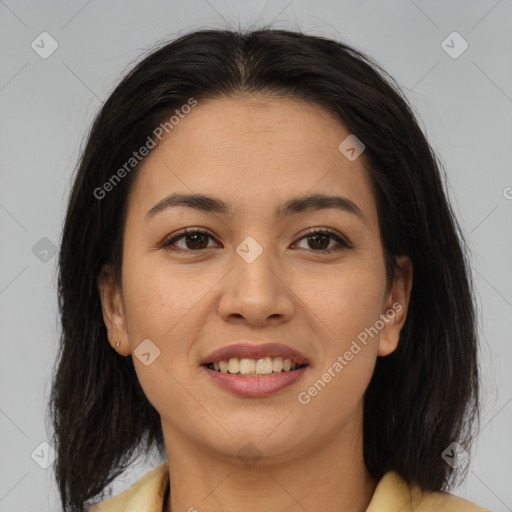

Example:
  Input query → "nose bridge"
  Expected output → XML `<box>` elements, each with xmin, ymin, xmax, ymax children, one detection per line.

<box><xmin>218</xmin><ymin>233</ymin><xmax>295</xmax><ymax>323</ymax></box>
<box><xmin>233</xmin><ymin>233</ymin><xmax>281</xmax><ymax>294</ymax></box>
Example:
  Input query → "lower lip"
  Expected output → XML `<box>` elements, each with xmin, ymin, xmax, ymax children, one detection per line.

<box><xmin>201</xmin><ymin>365</ymin><xmax>309</xmax><ymax>397</ymax></box>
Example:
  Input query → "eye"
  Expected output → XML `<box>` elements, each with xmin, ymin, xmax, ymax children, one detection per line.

<box><xmin>162</xmin><ymin>228</ymin><xmax>219</xmax><ymax>252</ymax></box>
<box><xmin>161</xmin><ymin>227</ymin><xmax>353</xmax><ymax>254</ymax></box>
<box><xmin>293</xmin><ymin>227</ymin><xmax>353</xmax><ymax>253</ymax></box>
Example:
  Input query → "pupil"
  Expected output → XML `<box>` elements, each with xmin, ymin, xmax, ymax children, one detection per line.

<box><xmin>187</xmin><ymin>233</ymin><xmax>208</xmax><ymax>250</ymax></box>
<box><xmin>309</xmin><ymin>234</ymin><xmax>329</xmax><ymax>250</ymax></box>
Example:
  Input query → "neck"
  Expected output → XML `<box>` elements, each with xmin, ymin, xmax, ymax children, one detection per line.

<box><xmin>162</xmin><ymin>405</ymin><xmax>376</xmax><ymax>512</ymax></box>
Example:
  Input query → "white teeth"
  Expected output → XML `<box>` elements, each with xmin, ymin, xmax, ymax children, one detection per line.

<box><xmin>209</xmin><ymin>356</ymin><xmax>303</xmax><ymax>375</ymax></box>
<box><xmin>256</xmin><ymin>356</ymin><xmax>273</xmax><ymax>375</ymax></box>
<box><xmin>239</xmin><ymin>358</ymin><xmax>256</xmax><ymax>374</ymax></box>
<box><xmin>272</xmin><ymin>357</ymin><xmax>283</xmax><ymax>372</ymax></box>
<box><xmin>228</xmin><ymin>358</ymin><xmax>238</xmax><ymax>374</ymax></box>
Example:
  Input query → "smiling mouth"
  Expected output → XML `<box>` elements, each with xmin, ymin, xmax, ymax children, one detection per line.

<box><xmin>203</xmin><ymin>357</ymin><xmax>308</xmax><ymax>377</ymax></box>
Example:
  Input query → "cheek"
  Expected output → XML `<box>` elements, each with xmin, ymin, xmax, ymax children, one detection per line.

<box><xmin>121</xmin><ymin>250</ymin><xmax>201</xmax><ymax>338</ymax></box>
<box><xmin>296</xmin><ymin>254</ymin><xmax>385</xmax><ymax>401</ymax></box>
<box><xmin>119</xmin><ymin>254</ymin><xmax>203</xmax><ymax>410</ymax></box>
<box><xmin>333</xmin><ymin>274</ymin><xmax>385</xmax><ymax>346</ymax></box>
<box><xmin>299</xmin><ymin>253</ymin><xmax>387</xmax><ymax>344</ymax></box>
<box><xmin>299</xmin><ymin>270</ymin><xmax>382</xmax><ymax>415</ymax></box>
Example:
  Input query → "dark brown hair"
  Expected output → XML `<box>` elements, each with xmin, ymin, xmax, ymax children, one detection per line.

<box><xmin>48</xmin><ymin>27</ymin><xmax>480</xmax><ymax>511</ymax></box>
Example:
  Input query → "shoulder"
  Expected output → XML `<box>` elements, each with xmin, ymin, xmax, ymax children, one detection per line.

<box><xmin>87</xmin><ymin>461</ymin><xmax>169</xmax><ymax>512</ymax></box>
<box><xmin>367</xmin><ymin>471</ymin><xmax>492</xmax><ymax>512</ymax></box>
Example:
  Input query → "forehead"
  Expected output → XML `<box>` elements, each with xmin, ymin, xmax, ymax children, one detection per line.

<box><xmin>125</xmin><ymin>95</ymin><xmax>378</xmax><ymax>226</ymax></box>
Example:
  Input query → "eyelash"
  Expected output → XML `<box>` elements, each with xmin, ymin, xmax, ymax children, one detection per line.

<box><xmin>161</xmin><ymin>227</ymin><xmax>353</xmax><ymax>254</ymax></box>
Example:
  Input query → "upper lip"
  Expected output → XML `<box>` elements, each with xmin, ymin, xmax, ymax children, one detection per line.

<box><xmin>201</xmin><ymin>343</ymin><xmax>309</xmax><ymax>366</ymax></box>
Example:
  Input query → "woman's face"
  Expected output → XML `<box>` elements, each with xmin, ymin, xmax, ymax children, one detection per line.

<box><xmin>99</xmin><ymin>95</ymin><xmax>411</xmax><ymax>463</ymax></box>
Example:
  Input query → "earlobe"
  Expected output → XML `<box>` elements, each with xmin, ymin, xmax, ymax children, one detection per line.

<box><xmin>377</xmin><ymin>255</ymin><xmax>413</xmax><ymax>357</ymax></box>
<box><xmin>97</xmin><ymin>264</ymin><xmax>130</xmax><ymax>355</ymax></box>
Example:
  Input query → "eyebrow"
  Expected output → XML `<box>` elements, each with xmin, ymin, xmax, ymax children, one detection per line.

<box><xmin>144</xmin><ymin>192</ymin><xmax>368</xmax><ymax>225</ymax></box>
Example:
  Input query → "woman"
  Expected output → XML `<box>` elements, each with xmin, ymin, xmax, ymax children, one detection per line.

<box><xmin>48</xmin><ymin>27</ymin><xmax>490</xmax><ymax>511</ymax></box>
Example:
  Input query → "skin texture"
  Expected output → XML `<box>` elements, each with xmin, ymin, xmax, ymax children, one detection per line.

<box><xmin>98</xmin><ymin>95</ymin><xmax>413</xmax><ymax>512</ymax></box>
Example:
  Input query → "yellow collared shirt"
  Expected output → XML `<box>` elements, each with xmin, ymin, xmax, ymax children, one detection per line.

<box><xmin>88</xmin><ymin>461</ymin><xmax>491</xmax><ymax>512</ymax></box>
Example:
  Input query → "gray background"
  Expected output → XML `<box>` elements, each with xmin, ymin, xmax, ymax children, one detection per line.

<box><xmin>1</xmin><ymin>1</ymin><xmax>511</xmax><ymax>510</ymax></box>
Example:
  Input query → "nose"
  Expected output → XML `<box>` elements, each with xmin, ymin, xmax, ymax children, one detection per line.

<box><xmin>217</xmin><ymin>244</ymin><xmax>295</xmax><ymax>327</ymax></box>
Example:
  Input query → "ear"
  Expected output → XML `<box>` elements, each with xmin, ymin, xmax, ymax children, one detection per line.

<box><xmin>97</xmin><ymin>264</ymin><xmax>130</xmax><ymax>356</ymax></box>
<box><xmin>377</xmin><ymin>255</ymin><xmax>413</xmax><ymax>357</ymax></box>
